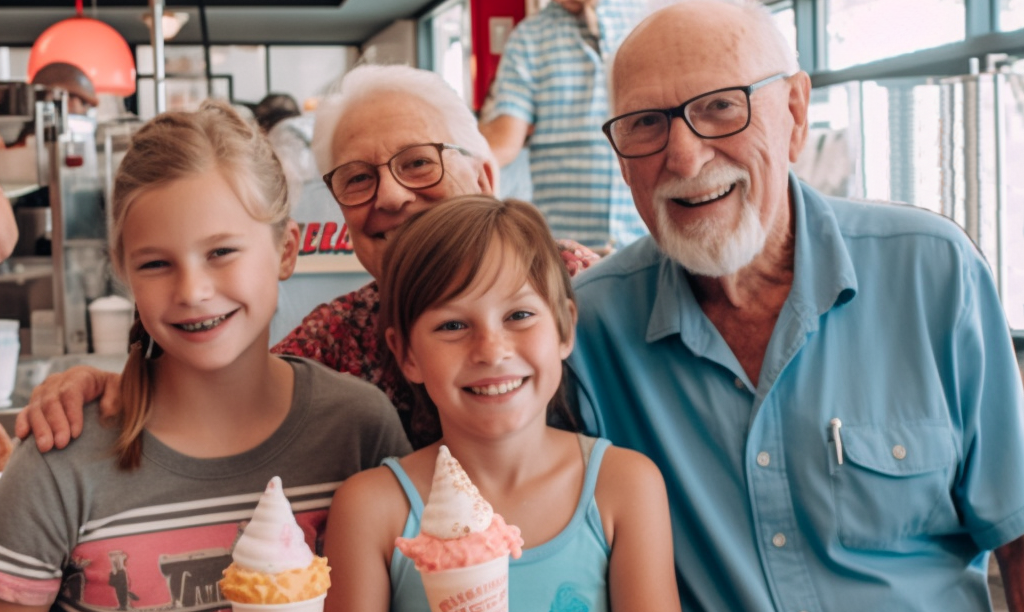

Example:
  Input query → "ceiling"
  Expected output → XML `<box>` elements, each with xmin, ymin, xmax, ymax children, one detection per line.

<box><xmin>0</xmin><ymin>0</ymin><xmax>446</xmax><ymax>47</ymax></box>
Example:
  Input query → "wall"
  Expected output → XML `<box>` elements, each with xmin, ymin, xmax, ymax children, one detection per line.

<box><xmin>268</xmin><ymin>45</ymin><xmax>358</xmax><ymax>107</ymax></box>
<box><xmin>361</xmin><ymin>19</ymin><xmax>418</xmax><ymax>66</ymax></box>
<box><xmin>469</xmin><ymin>0</ymin><xmax>526</xmax><ymax>110</ymax></box>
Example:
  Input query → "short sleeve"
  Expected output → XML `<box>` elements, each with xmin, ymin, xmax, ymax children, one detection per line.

<box><xmin>491</xmin><ymin>22</ymin><xmax>539</xmax><ymax>125</ymax></box>
<box><xmin>0</xmin><ymin>442</ymin><xmax>72</xmax><ymax>606</ymax></box>
<box><xmin>952</xmin><ymin>244</ymin><xmax>1024</xmax><ymax>550</ymax></box>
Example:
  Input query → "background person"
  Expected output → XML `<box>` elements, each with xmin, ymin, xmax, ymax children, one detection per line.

<box><xmin>567</xmin><ymin>1</ymin><xmax>1024</xmax><ymax>610</ymax></box>
<box><xmin>480</xmin><ymin>0</ymin><xmax>648</xmax><ymax>253</ymax></box>
<box><xmin>32</xmin><ymin>61</ymin><xmax>98</xmax><ymax>116</ymax></box>
<box><xmin>324</xmin><ymin>195</ymin><xmax>679</xmax><ymax>612</ymax></box>
<box><xmin>253</xmin><ymin>92</ymin><xmax>301</xmax><ymax>134</ymax></box>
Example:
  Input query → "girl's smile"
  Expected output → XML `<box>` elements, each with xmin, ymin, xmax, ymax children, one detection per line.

<box><xmin>172</xmin><ymin>310</ymin><xmax>237</xmax><ymax>333</ymax></box>
<box><xmin>122</xmin><ymin>169</ymin><xmax>297</xmax><ymax>373</ymax></box>
<box><xmin>394</xmin><ymin>241</ymin><xmax>574</xmax><ymax>438</ymax></box>
<box><xmin>467</xmin><ymin>377</ymin><xmax>525</xmax><ymax>397</ymax></box>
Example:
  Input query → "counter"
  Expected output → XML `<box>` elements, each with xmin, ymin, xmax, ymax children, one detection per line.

<box><xmin>2</xmin><ymin>352</ymin><xmax>127</xmax><ymax>415</ymax></box>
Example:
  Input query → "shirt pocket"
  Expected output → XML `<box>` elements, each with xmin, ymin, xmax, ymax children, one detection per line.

<box><xmin>829</xmin><ymin>419</ymin><xmax>958</xmax><ymax>551</ymax></box>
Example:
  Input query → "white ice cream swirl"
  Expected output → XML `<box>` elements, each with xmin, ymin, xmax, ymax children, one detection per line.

<box><xmin>420</xmin><ymin>446</ymin><xmax>495</xmax><ymax>540</ymax></box>
<box><xmin>231</xmin><ymin>476</ymin><xmax>314</xmax><ymax>574</ymax></box>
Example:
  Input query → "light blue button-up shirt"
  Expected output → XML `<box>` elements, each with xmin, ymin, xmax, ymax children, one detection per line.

<box><xmin>567</xmin><ymin>173</ymin><xmax>1024</xmax><ymax>611</ymax></box>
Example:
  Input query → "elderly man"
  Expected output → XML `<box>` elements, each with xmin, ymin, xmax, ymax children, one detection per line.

<box><xmin>10</xmin><ymin>64</ymin><xmax>597</xmax><ymax>456</ymax></box>
<box><xmin>566</xmin><ymin>1</ymin><xmax>1024</xmax><ymax>610</ymax></box>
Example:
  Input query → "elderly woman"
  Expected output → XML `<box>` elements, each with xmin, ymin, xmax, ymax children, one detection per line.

<box><xmin>12</xmin><ymin>65</ymin><xmax>597</xmax><ymax>455</ymax></box>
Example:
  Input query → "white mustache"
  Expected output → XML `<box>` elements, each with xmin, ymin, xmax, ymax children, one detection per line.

<box><xmin>654</xmin><ymin>165</ymin><xmax>750</xmax><ymax>202</ymax></box>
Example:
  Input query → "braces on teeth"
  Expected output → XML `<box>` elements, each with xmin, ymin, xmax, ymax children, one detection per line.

<box><xmin>179</xmin><ymin>314</ymin><xmax>228</xmax><ymax>332</ymax></box>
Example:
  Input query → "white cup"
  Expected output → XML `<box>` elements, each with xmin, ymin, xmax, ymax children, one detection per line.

<box><xmin>228</xmin><ymin>593</ymin><xmax>326</xmax><ymax>612</ymax></box>
<box><xmin>88</xmin><ymin>295</ymin><xmax>134</xmax><ymax>355</ymax></box>
<box><xmin>0</xmin><ymin>319</ymin><xmax>19</xmax><ymax>408</ymax></box>
<box><xmin>420</xmin><ymin>554</ymin><xmax>509</xmax><ymax>612</ymax></box>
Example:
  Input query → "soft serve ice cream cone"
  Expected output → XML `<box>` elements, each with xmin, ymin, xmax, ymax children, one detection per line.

<box><xmin>219</xmin><ymin>477</ymin><xmax>331</xmax><ymax>611</ymax></box>
<box><xmin>396</xmin><ymin>446</ymin><xmax>523</xmax><ymax>612</ymax></box>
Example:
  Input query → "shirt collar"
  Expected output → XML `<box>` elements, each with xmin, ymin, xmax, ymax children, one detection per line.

<box><xmin>647</xmin><ymin>171</ymin><xmax>859</xmax><ymax>350</ymax></box>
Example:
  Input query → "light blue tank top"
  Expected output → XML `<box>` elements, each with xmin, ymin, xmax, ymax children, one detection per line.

<box><xmin>385</xmin><ymin>436</ymin><xmax>612</xmax><ymax>612</ymax></box>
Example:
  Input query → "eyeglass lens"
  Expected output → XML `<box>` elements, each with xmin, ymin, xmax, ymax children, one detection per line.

<box><xmin>329</xmin><ymin>144</ymin><xmax>445</xmax><ymax>206</ymax></box>
<box><xmin>608</xmin><ymin>88</ymin><xmax>751</xmax><ymax>157</ymax></box>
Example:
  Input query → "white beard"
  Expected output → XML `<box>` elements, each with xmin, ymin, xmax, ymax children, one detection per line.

<box><xmin>652</xmin><ymin>168</ymin><xmax>768</xmax><ymax>277</ymax></box>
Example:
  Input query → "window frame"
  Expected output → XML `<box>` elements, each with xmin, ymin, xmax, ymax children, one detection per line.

<box><xmin>766</xmin><ymin>0</ymin><xmax>1024</xmax><ymax>87</ymax></box>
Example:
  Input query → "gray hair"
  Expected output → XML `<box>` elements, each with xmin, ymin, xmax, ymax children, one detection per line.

<box><xmin>311</xmin><ymin>64</ymin><xmax>497</xmax><ymax>177</ymax></box>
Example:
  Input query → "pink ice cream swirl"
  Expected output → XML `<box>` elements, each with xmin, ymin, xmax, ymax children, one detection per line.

<box><xmin>396</xmin><ymin>514</ymin><xmax>523</xmax><ymax>572</ymax></box>
<box><xmin>395</xmin><ymin>446</ymin><xmax>524</xmax><ymax>573</ymax></box>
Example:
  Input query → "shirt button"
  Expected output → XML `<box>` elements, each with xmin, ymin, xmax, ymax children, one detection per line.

<box><xmin>756</xmin><ymin>452</ymin><xmax>771</xmax><ymax>467</ymax></box>
<box><xmin>892</xmin><ymin>445</ymin><xmax>907</xmax><ymax>460</ymax></box>
<box><xmin>772</xmin><ymin>533</ymin><xmax>786</xmax><ymax>547</ymax></box>
<box><xmin>734</xmin><ymin>377</ymin><xmax>745</xmax><ymax>389</ymax></box>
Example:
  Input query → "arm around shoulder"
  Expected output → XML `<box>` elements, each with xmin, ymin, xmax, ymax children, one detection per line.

<box><xmin>323</xmin><ymin>467</ymin><xmax>408</xmax><ymax>612</ymax></box>
<box><xmin>597</xmin><ymin>447</ymin><xmax>681</xmax><ymax>612</ymax></box>
<box><xmin>14</xmin><ymin>366</ymin><xmax>121</xmax><ymax>450</ymax></box>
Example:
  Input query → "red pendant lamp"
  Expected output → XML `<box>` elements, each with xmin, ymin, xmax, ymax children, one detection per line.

<box><xmin>27</xmin><ymin>0</ymin><xmax>136</xmax><ymax>97</ymax></box>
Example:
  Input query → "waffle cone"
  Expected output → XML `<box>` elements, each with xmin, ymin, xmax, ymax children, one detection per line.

<box><xmin>220</xmin><ymin>556</ymin><xmax>330</xmax><ymax>604</ymax></box>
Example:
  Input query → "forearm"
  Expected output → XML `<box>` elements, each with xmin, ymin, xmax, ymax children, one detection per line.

<box><xmin>0</xmin><ymin>424</ymin><xmax>14</xmax><ymax>471</ymax></box>
<box><xmin>479</xmin><ymin>115</ymin><xmax>531</xmax><ymax>168</ymax></box>
<box><xmin>996</xmin><ymin>536</ymin><xmax>1024</xmax><ymax>612</ymax></box>
<box><xmin>0</xmin><ymin>188</ymin><xmax>17</xmax><ymax>261</ymax></box>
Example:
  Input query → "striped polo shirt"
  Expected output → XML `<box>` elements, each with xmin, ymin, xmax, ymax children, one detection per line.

<box><xmin>492</xmin><ymin>0</ymin><xmax>649</xmax><ymax>250</ymax></box>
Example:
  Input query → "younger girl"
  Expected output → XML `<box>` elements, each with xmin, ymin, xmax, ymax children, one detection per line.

<box><xmin>0</xmin><ymin>101</ymin><xmax>409</xmax><ymax>612</ymax></box>
<box><xmin>323</xmin><ymin>196</ymin><xmax>680</xmax><ymax>612</ymax></box>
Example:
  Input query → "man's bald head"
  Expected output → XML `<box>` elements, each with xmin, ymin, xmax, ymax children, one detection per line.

<box><xmin>609</xmin><ymin>0</ymin><xmax>798</xmax><ymax>113</ymax></box>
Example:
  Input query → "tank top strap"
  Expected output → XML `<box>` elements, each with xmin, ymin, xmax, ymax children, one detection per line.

<box><xmin>576</xmin><ymin>434</ymin><xmax>611</xmax><ymax>500</ymax></box>
<box><xmin>382</xmin><ymin>457</ymin><xmax>424</xmax><ymax>521</ymax></box>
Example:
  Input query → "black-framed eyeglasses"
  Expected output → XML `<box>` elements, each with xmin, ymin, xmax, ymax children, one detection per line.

<box><xmin>602</xmin><ymin>72</ymin><xmax>791</xmax><ymax>159</ymax></box>
<box><xmin>322</xmin><ymin>142</ymin><xmax>475</xmax><ymax>207</ymax></box>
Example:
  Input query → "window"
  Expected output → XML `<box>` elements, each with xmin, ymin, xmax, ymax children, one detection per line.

<box><xmin>1001</xmin><ymin>0</ymin><xmax>1024</xmax><ymax>30</ymax></box>
<box><xmin>769</xmin><ymin>3</ymin><xmax>798</xmax><ymax>64</ymax></box>
<box><xmin>825</xmin><ymin>0</ymin><xmax>965</xmax><ymax>70</ymax></box>
<box><xmin>424</xmin><ymin>0</ymin><xmax>472</xmax><ymax>105</ymax></box>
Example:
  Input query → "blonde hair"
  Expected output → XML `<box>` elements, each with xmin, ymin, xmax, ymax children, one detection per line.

<box><xmin>109</xmin><ymin>100</ymin><xmax>290</xmax><ymax>470</ymax></box>
<box><xmin>379</xmin><ymin>196</ymin><xmax>577</xmax><ymax>428</ymax></box>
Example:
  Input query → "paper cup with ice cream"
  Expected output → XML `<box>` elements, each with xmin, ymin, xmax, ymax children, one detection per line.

<box><xmin>219</xmin><ymin>477</ymin><xmax>331</xmax><ymax>612</ymax></box>
<box><xmin>396</xmin><ymin>446</ymin><xmax>524</xmax><ymax>612</ymax></box>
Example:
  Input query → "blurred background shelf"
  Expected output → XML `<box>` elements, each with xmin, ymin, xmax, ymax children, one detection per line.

<box><xmin>0</xmin><ymin>182</ymin><xmax>39</xmax><ymax>199</ymax></box>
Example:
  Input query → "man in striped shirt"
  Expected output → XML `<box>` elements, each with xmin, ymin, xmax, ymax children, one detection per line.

<box><xmin>481</xmin><ymin>0</ymin><xmax>649</xmax><ymax>253</ymax></box>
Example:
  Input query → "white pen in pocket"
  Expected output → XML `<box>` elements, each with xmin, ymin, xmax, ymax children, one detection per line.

<box><xmin>829</xmin><ymin>417</ymin><xmax>843</xmax><ymax>465</ymax></box>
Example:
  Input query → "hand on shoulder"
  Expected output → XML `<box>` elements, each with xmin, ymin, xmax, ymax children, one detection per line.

<box><xmin>14</xmin><ymin>366</ymin><xmax>122</xmax><ymax>451</ymax></box>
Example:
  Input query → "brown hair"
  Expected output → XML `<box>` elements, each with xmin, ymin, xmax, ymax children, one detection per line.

<box><xmin>109</xmin><ymin>100</ymin><xmax>290</xmax><ymax>470</ymax></box>
<box><xmin>379</xmin><ymin>195</ymin><xmax>577</xmax><ymax>429</ymax></box>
